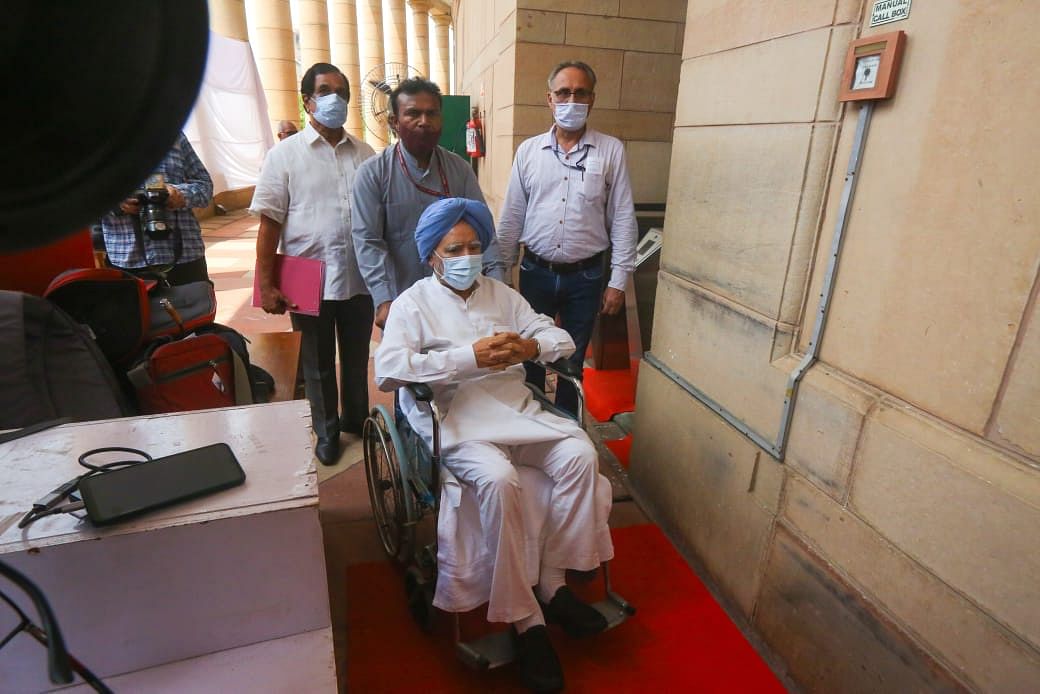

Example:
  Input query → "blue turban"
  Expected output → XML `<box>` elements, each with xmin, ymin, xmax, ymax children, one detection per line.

<box><xmin>414</xmin><ymin>197</ymin><xmax>494</xmax><ymax>262</ymax></box>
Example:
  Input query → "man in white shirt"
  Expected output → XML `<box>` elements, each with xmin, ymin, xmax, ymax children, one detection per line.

<box><xmin>252</xmin><ymin>63</ymin><xmax>376</xmax><ymax>465</ymax></box>
<box><xmin>376</xmin><ymin>197</ymin><xmax>613</xmax><ymax>693</ymax></box>
<box><xmin>497</xmin><ymin>60</ymin><xmax>638</xmax><ymax>415</ymax></box>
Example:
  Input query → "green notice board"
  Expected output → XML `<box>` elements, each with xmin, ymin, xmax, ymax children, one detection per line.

<box><xmin>438</xmin><ymin>94</ymin><xmax>470</xmax><ymax>161</ymax></box>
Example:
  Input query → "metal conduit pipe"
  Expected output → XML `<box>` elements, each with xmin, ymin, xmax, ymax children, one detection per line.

<box><xmin>644</xmin><ymin>101</ymin><xmax>876</xmax><ymax>461</ymax></box>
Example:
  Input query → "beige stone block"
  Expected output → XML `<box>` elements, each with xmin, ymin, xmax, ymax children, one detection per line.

<box><xmin>624</xmin><ymin>141</ymin><xmax>671</xmax><ymax>204</ymax></box>
<box><xmin>675</xmin><ymin>27</ymin><xmax>832</xmax><ymax>126</ymax></box>
<box><xmin>798</xmin><ymin>3</ymin><xmax>1040</xmax><ymax>433</ymax></box>
<box><xmin>663</xmin><ymin>124</ymin><xmax>820</xmax><ymax>319</ymax></box>
<box><xmin>619</xmin><ymin>51</ymin><xmax>682</xmax><ymax>113</ymax></box>
<box><xmin>494</xmin><ymin>0</ymin><xmax>516</xmax><ymax>27</ymax></box>
<box><xmin>516</xmin><ymin>10</ymin><xmax>565</xmax><ymax>44</ymax></box>
<box><xmin>630</xmin><ymin>364</ymin><xmax>783</xmax><ymax>617</ymax></box>
<box><xmin>517</xmin><ymin>0</ymin><xmax>619</xmax><ymax>15</ymax></box>
<box><xmin>648</xmin><ymin>273</ymin><xmax>791</xmax><ymax>438</ymax></box>
<box><xmin>514</xmin><ymin>42</ymin><xmax>623</xmax><ymax>109</ymax></box>
<box><xmin>784</xmin><ymin>476</ymin><xmax>1040</xmax><ymax>691</ymax></box>
<box><xmin>784</xmin><ymin>363</ymin><xmax>877</xmax><ymax>500</ymax></box>
<box><xmin>489</xmin><ymin>133</ymin><xmax>519</xmax><ymax>207</ymax></box>
<box><xmin>777</xmin><ymin>123</ymin><xmax>838</xmax><ymax>323</ymax></box>
<box><xmin>850</xmin><ymin>403</ymin><xmax>1040</xmax><ymax>650</ymax></box>
<box><xmin>566</xmin><ymin>14</ymin><xmax>679</xmax><ymax>54</ymax></box>
<box><xmin>492</xmin><ymin>44</ymin><xmax>516</xmax><ymax>120</ymax></box>
<box><xmin>619</xmin><ymin>0</ymin><xmax>686</xmax><ymax>22</ymax></box>
<box><xmin>512</xmin><ymin>105</ymin><xmax>553</xmax><ymax>138</ymax></box>
<box><xmin>815</xmin><ymin>24</ymin><xmax>857</xmax><ymax>122</ymax></box>
<box><xmin>992</xmin><ymin>289</ymin><xmax>1040</xmax><ymax>457</ymax></box>
<box><xmin>586</xmin><ymin>108</ymin><xmax>674</xmax><ymax>141</ymax></box>
<box><xmin>755</xmin><ymin>528</ymin><xmax>966</xmax><ymax>693</ymax></box>
<box><xmin>683</xmin><ymin>0</ymin><xmax>843</xmax><ymax>59</ymax></box>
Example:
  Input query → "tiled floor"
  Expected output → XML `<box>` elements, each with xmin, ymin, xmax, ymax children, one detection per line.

<box><xmin>200</xmin><ymin>211</ymin><xmax>643</xmax><ymax>692</ymax></box>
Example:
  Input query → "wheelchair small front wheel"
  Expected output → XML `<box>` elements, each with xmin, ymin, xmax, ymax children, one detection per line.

<box><xmin>362</xmin><ymin>408</ymin><xmax>415</xmax><ymax>563</ymax></box>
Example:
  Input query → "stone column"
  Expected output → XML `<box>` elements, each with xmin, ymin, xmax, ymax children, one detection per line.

<box><xmin>407</xmin><ymin>0</ymin><xmax>430</xmax><ymax>78</ymax></box>
<box><xmin>328</xmin><ymin>0</ymin><xmax>364</xmax><ymax>140</ymax></box>
<box><xmin>245</xmin><ymin>0</ymin><xmax>299</xmax><ymax>137</ymax></box>
<box><xmin>356</xmin><ymin>0</ymin><xmax>388</xmax><ymax>145</ymax></box>
<box><xmin>384</xmin><ymin>0</ymin><xmax>409</xmax><ymax>67</ymax></box>
<box><xmin>430</xmin><ymin>13</ymin><xmax>451</xmax><ymax>94</ymax></box>
<box><xmin>295</xmin><ymin>0</ymin><xmax>331</xmax><ymax>71</ymax></box>
<box><xmin>210</xmin><ymin>0</ymin><xmax>249</xmax><ymax>41</ymax></box>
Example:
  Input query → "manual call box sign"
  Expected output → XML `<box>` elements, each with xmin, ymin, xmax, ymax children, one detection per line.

<box><xmin>838</xmin><ymin>30</ymin><xmax>906</xmax><ymax>102</ymax></box>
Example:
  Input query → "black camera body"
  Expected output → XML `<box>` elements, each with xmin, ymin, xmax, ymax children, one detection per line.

<box><xmin>135</xmin><ymin>173</ymin><xmax>171</xmax><ymax>239</ymax></box>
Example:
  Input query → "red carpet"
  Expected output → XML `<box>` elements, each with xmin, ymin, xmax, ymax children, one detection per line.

<box><xmin>345</xmin><ymin>524</ymin><xmax>784</xmax><ymax>693</ymax></box>
<box><xmin>604</xmin><ymin>435</ymin><xmax>632</xmax><ymax>468</ymax></box>
<box><xmin>582</xmin><ymin>367</ymin><xmax>635</xmax><ymax>424</ymax></box>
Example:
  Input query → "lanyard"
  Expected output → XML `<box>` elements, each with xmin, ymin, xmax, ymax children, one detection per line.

<box><xmin>396</xmin><ymin>144</ymin><xmax>450</xmax><ymax>198</ymax></box>
<box><xmin>552</xmin><ymin>141</ymin><xmax>590</xmax><ymax>180</ymax></box>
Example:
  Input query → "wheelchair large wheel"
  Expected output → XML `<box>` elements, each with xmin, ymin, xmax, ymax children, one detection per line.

<box><xmin>363</xmin><ymin>406</ymin><xmax>415</xmax><ymax>563</ymax></box>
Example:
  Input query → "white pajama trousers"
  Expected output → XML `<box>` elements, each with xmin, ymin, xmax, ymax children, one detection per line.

<box><xmin>440</xmin><ymin>433</ymin><xmax>610</xmax><ymax>624</ymax></box>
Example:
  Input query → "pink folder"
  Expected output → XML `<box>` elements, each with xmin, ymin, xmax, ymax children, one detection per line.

<box><xmin>252</xmin><ymin>254</ymin><xmax>325</xmax><ymax>316</ymax></box>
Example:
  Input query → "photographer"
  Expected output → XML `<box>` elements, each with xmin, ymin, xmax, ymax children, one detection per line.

<box><xmin>99</xmin><ymin>132</ymin><xmax>213</xmax><ymax>285</ymax></box>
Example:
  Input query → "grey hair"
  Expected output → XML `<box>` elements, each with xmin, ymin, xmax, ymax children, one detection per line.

<box><xmin>547</xmin><ymin>60</ymin><xmax>597</xmax><ymax>90</ymax></box>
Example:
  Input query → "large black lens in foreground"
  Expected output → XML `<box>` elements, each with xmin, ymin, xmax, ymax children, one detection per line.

<box><xmin>0</xmin><ymin>1</ymin><xmax>209</xmax><ymax>252</ymax></box>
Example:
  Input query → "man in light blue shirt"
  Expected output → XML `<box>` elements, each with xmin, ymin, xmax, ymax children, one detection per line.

<box><xmin>497</xmin><ymin>60</ymin><xmax>638</xmax><ymax>414</ymax></box>
<box><xmin>351</xmin><ymin>78</ymin><xmax>506</xmax><ymax>330</ymax></box>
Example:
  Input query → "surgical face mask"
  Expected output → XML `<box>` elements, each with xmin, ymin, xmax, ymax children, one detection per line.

<box><xmin>311</xmin><ymin>93</ymin><xmax>347</xmax><ymax>128</ymax></box>
<box><xmin>435</xmin><ymin>252</ymin><xmax>483</xmax><ymax>290</ymax></box>
<box><xmin>553</xmin><ymin>102</ymin><xmax>589</xmax><ymax>132</ymax></box>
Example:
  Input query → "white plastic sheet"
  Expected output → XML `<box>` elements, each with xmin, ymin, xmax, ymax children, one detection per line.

<box><xmin>184</xmin><ymin>32</ymin><xmax>276</xmax><ymax>193</ymax></box>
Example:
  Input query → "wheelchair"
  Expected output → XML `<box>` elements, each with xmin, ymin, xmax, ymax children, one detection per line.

<box><xmin>362</xmin><ymin>358</ymin><xmax>635</xmax><ymax>671</ymax></box>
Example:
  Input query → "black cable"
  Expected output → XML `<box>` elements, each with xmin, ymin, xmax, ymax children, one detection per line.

<box><xmin>17</xmin><ymin>447</ymin><xmax>152</xmax><ymax>529</ymax></box>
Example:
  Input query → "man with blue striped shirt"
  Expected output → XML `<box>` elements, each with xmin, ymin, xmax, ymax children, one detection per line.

<box><xmin>497</xmin><ymin>61</ymin><xmax>638</xmax><ymax>415</ymax></box>
<box><xmin>98</xmin><ymin>132</ymin><xmax>213</xmax><ymax>285</ymax></box>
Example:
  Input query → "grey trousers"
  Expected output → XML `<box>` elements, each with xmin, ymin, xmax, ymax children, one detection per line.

<box><xmin>290</xmin><ymin>294</ymin><xmax>374</xmax><ymax>440</ymax></box>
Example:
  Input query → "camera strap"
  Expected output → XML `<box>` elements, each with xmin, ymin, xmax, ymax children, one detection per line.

<box><xmin>132</xmin><ymin>216</ymin><xmax>182</xmax><ymax>267</ymax></box>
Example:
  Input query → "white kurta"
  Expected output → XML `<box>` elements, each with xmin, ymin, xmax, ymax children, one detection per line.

<box><xmin>374</xmin><ymin>276</ymin><xmax>614</xmax><ymax>622</ymax></box>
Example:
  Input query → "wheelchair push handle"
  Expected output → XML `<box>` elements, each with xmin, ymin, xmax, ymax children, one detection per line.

<box><xmin>542</xmin><ymin>357</ymin><xmax>581</xmax><ymax>380</ymax></box>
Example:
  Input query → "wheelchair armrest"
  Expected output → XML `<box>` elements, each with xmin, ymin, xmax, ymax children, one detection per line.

<box><xmin>540</xmin><ymin>357</ymin><xmax>582</xmax><ymax>380</ymax></box>
<box><xmin>406</xmin><ymin>383</ymin><xmax>434</xmax><ymax>402</ymax></box>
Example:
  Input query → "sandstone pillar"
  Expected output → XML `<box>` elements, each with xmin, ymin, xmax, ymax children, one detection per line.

<box><xmin>245</xmin><ymin>0</ymin><xmax>299</xmax><ymax>136</ymax></box>
<box><xmin>407</xmin><ymin>0</ymin><xmax>430</xmax><ymax>77</ymax></box>
<box><xmin>356</xmin><ymin>0</ymin><xmax>388</xmax><ymax>145</ymax></box>
<box><xmin>430</xmin><ymin>13</ymin><xmax>450</xmax><ymax>94</ymax></box>
<box><xmin>210</xmin><ymin>0</ymin><xmax>249</xmax><ymax>41</ymax></box>
<box><xmin>328</xmin><ymin>0</ymin><xmax>364</xmax><ymax>139</ymax></box>
<box><xmin>295</xmin><ymin>0</ymin><xmax>331</xmax><ymax>71</ymax></box>
<box><xmin>384</xmin><ymin>0</ymin><xmax>409</xmax><ymax>67</ymax></box>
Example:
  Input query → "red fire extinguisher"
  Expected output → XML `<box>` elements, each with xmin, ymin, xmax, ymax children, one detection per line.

<box><xmin>466</xmin><ymin>107</ymin><xmax>484</xmax><ymax>159</ymax></box>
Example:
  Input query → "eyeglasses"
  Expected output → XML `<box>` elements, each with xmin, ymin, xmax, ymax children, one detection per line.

<box><xmin>550</xmin><ymin>88</ymin><xmax>593</xmax><ymax>103</ymax></box>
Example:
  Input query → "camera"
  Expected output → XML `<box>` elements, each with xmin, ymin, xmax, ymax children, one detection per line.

<box><xmin>135</xmin><ymin>173</ymin><xmax>171</xmax><ymax>239</ymax></box>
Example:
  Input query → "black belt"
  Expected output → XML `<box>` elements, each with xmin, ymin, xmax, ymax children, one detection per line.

<box><xmin>524</xmin><ymin>250</ymin><xmax>603</xmax><ymax>274</ymax></box>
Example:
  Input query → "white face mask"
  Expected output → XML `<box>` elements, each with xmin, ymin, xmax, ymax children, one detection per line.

<box><xmin>311</xmin><ymin>93</ymin><xmax>347</xmax><ymax>128</ymax></box>
<box><xmin>554</xmin><ymin>102</ymin><xmax>589</xmax><ymax>131</ymax></box>
<box><xmin>435</xmin><ymin>252</ymin><xmax>483</xmax><ymax>290</ymax></box>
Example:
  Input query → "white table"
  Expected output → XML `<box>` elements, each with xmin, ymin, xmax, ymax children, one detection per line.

<box><xmin>0</xmin><ymin>401</ymin><xmax>335</xmax><ymax>692</ymax></box>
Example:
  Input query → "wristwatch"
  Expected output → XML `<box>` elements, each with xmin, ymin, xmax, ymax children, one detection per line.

<box><xmin>531</xmin><ymin>339</ymin><xmax>541</xmax><ymax>361</ymax></box>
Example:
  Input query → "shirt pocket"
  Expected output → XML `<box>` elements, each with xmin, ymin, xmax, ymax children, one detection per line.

<box><xmin>579</xmin><ymin>171</ymin><xmax>606</xmax><ymax>204</ymax></box>
<box><xmin>387</xmin><ymin>202</ymin><xmax>422</xmax><ymax>241</ymax></box>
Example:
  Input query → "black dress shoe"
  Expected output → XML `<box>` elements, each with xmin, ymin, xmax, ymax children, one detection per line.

<box><xmin>314</xmin><ymin>437</ymin><xmax>340</xmax><ymax>465</ymax></box>
<box><xmin>542</xmin><ymin>586</ymin><xmax>608</xmax><ymax>639</ymax></box>
<box><xmin>512</xmin><ymin>625</ymin><xmax>564</xmax><ymax>693</ymax></box>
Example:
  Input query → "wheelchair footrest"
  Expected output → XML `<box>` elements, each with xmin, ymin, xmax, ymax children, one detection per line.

<box><xmin>455</xmin><ymin>592</ymin><xmax>636</xmax><ymax>671</ymax></box>
<box><xmin>456</xmin><ymin>631</ymin><xmax>515</xmax><ymax>671</ymax></box>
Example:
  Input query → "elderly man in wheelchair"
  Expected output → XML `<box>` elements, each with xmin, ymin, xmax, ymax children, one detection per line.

<box><xmin>368</xmin><ymin>197</ymin><xmax>630</xmax><ymax>692</ymax></box>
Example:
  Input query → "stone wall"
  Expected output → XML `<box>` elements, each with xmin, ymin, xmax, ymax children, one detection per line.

<box><xmin>632</xmin><ymin>1</ymin><xmax>1040</xmax><ymax>691</ymax></box>
<box><xmin>455</xmin><ymin>0</ymin><xmax>686</xmax><ymax>212</ymax></box>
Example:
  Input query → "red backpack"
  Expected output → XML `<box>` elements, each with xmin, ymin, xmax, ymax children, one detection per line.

<box><xmin>44</xmin><ymin>268</ymin><xmax>216</xmax><ymax>364</ymax></box>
